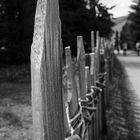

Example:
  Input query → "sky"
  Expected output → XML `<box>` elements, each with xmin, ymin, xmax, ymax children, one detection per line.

<box><xmin>100</xmin><ymin>0</ymin><xmax>133</xmax><ymax>17</ymax></box>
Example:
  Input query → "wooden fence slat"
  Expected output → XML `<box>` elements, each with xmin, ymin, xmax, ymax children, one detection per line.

<box><xmin>85</xmin><ymin>66</ymin><xmax>93</xmax><ymax>140</ymax></box>
<box><xmin>91</xmin><ymin>31</ymin><xmax>95</xmax><ymax>52</ymax></box>
<box><xmin>31</xmin><ymin>0</ymin><xmax>64</xmax><ymax>139</ymax></box>
<box><xmin>77</xmin><ymin>36</ymin><xmax>86</xmax><ymax>99</ymax></box>
<box><xmin>95</xmin><ymin>32</ymin><xmax>100</xmax><ymax>139</ymax></box>
<box><xmin>89</xmin><ymin>53</ymin><xmax>96</xmax><ymax>85</ymax></box>
<box><xmin>98</xmin><ymin>89</ymin><xmax>102</xmax><ymax>139</ymax></box>
<box><xmin>89</xmin><ymin>52</ymin><xmax>98</xmax><ymax>140</ymax></box>
<box><xmin>95</xmin><ymin>31</ymin><xmax>100</xmax><ymax>76</ymax></box>
<box><xmin>100</xmin><ymin>53</ymin><xmax>107</xmax><ymax>136</ymax></box>
<box><xmin>85</xmin><ymin>66</ymin><xmax>91</xmax><ymax>93</ymax></box>
<box><xmin>104</xmin><ymin>43</ymin><xmax>110</xmax><ymax>106</ymax></box>
<box><xmin>65</xmin><ymin>46</ymin><xmax>79</xmax><ymax>118</ymax></box>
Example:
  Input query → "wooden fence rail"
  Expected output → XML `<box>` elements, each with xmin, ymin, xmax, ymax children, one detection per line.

<box><xmin>31</xmin><ymin>0</ymin><xmax>114</xmax><ymax>139</ymax></box>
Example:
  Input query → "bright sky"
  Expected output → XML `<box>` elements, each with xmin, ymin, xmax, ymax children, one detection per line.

<box><xmin>100</xmin><ymin>0</ymin><xmax>133</xmax><ymax>17</ymax></box>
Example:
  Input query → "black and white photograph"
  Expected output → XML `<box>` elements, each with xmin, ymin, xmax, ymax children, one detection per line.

<box><xmin>0</xmin><ymin>0</ymin><xmax>140</xmax><ymax>139</ymax></box>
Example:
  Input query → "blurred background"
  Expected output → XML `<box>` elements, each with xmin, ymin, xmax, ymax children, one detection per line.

<box><xmin>0</xmin><ymin>0</ymin><xmax>115</xmax><ymax>65</ymax></box>
<box><xmin>1</xmin><ymin>0</ymin><xmax>139</xmax><ymax>65</ymax></box>
<box><xmin>1</xmin><ymin>0</ymin><xmax>140</xmax><ymax>139</ymax></box>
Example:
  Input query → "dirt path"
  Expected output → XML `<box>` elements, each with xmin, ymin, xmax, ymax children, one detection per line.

<box><xmin>110</xmin><ymin>50</ymin><xmax>140</xmax><ymax>139</ymax></box>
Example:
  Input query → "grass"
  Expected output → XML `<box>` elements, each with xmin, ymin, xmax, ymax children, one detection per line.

<box><xmin>0</xmin><ymin>65</ymin><xmax>32</xmax><ymax>140</ymax></box>
<box><xmin>106</xmin><ymin>57</ymin><xmax>140</xmax><ymax>140</ymax></box>
<box><xmin>1</xmin><ymin>57</ymin><xmax>140</xmax><ymax>140</ymax></box>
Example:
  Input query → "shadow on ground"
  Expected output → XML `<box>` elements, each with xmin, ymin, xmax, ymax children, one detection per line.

<box><xmin>107</xmin><ymin>57</ymin><xmax>140</xmax><ymax>140</ymax></box>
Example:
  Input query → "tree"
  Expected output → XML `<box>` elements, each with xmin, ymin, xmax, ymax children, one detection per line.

<box><xmin>129</xmin><ymin>0</ymin><xmax>140</xmax><ymax>41</ymax></box>
<box><xmin>123</xmin><ymin>0</ymin><xmax>140</xmax><ymax>49</ymax></box>
<box><xmin>0</xmin><ymin>0</ymin><xmax>37</xmax><ymax>64</ymax></box>
<box><xmin>0</xmin><ymin>0</ymin><xmax>114</xmax><ymax>63</ymax></box>
<box><xmin>60</xmin><ymin>0</ymin><xmax>89</xmax><ymax>55</ymax></box>
<box><xmin>88</xmin><ymin>0</ymin><xmax>114</xmax><ymax>37</ymax></box>
<box><xmin>60</xmin><ymin>0</ymin><xmax>114</xmax><ymax>55</ymax></box>
<box><xmin>5</xmin><ymin>0</ymin><xmax>37</xmax><ymax>63</ymax></box>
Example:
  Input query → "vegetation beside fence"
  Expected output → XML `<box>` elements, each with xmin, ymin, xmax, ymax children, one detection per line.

<box><xmin>106</xmin><ymin>57</ymin><xmax>140</xmax><ymax>140</ymax></box>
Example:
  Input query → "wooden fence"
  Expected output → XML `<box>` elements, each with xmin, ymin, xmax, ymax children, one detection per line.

<box><xmin>31</xmin><ymin>0</ymin><xmax>114</xmax><ymax>140</ymax></box>
<box><xmin>63</xmin><ymin>33</ymin><xmax>114</xmax><ymax>140</ymax></box>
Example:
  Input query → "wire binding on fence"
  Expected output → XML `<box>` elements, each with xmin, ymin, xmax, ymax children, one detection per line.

<box><xmin>64</xmin><ymin>65</ymin><xmax>109</xmax><ymax>140</ymax></box>
<box><xmin>66</xmin><ymin>80</ymin><xmax>106</xmax><ymax>138</ymax></box>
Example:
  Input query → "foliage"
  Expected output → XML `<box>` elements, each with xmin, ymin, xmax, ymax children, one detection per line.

<box><xmin>114</xmin><ymin>31</ymin><xmax>119</xmax><ymax>49</ymax></box>
<box><xmin>121</xmin><ymin>0</ymin><xmax>140</xmax><ymax>49</ymax></box>
<box><xmin>129</xmin><ymin>0</ymin><xmax>140</xmax><ymax>42</ymax></box>
<box><xmin>0</xmin><ymin>0</ymin><xmax>37</xmax><ymax>64</ymax></box>
<box><xmin>0</xmin><ymin>0</ymin><xmax>113</xmax><ymax>63</ymax></box>
<box><xmin>60</xmin><ymin>0</ymin><xmax>114</xmax><ymax>55</ymax></box>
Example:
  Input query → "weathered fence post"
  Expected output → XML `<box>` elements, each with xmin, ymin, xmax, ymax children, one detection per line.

<box><xmin>89</xmin><ymin>53</ymin><xmax>96</xmax><ymax>140</ymax></box>
<box><xmin>77</xmin><ymin>36</ymin><xmax>86</xmax><ymax>100</ymax></box>
<box><xmin>31</xmin><ymin>0</ymin><xmax>64</xmax><ymax>139</ymax></box>
<box><xmin>85</xmin><ymin>66</ymin><xmax>93</xmax><ymax>140</ymax></box>
<box><xmin>104</xmin><ymin>42</ymin><xmax>109</xmax><ymax>106</ymax></box>
<box><xmin>77</xmin><ymin>36</ymin><xmax>90</xmax><ymax>140</ymax></box>
<box><xmin>95</xmin><ymin>31</ymin><xmax>101</xmax><ymax>140</ymax></box>
<box><xmin>91</xmin><ymin>31</ymin><xmax>95</xmax><ymax>52</ymax></box>
<box><xmin>95</xmin><ymin>31</ymin><xmax>100</xmax><ymax>75</ymax></box>
<box><xmin>65</xmin><ymin>47</ymin><xmax>79</xmax><ymax>119</ymax></box>
<box><xmin>90</xmin><ymin>53</ymin><xmax>96</xmax><ymax>85</ymax></box>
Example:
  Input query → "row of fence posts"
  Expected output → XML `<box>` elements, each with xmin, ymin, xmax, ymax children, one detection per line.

<box><xmin>31</xmin><ymin>0</ymin><xmax>114</xmax><ymax>139</ymax></box>
<box><xmin>64</xmin><ymin>31</ymin><xmax>114</xmax><ymax>140</ymax></box>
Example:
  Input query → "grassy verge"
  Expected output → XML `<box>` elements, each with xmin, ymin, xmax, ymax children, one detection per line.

<box><xmin>106</xmin><ymin>57</ymin><xmax>139</xmax><ymax>140</ymax></box>
<box><xmin>0</xmin><ymin>65</ymin><xmax>32</xmax><ymax>140</ymax></box>
<box><xmin>106</xmin><ymin>57</ymin><xmax>124</xmax><ymax>140</ymax></box>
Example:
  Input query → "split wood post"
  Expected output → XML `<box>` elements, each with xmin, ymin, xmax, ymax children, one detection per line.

<box><xmin>95</xmin><ymin>31</ymin><xmax>101</xmax><ymax>139</ymax></box>
<box><xmin>31</xmin><ymin>0</ymin><xmax>64</xmax><ymax>139</ymax></box>
<box><xmin>77</xmin><ymin>36</ymin><xmax>89</xmax><ymax>140</ymax></box>
<box><xmin>65</xmin><ymin>47</ymin><xmax>79</xmax><ymax>117</ymax></box>
<box><xmin>90</xmin><ymin>53</ymin><xmax>96</xmax><ymax>86</ymax></box>
<box><xmin>99</xmin><ymin>37</ymin><xmax>105</xmax><ymax>137</ymax></box>
<box><xmin>77</xmin><ymin>36</ymin><xmax>86</xmax><ymax>100</ymax></box>
<box><xmin>89</xmin><ymin>53</ymin><xmax>99</xmax><ymax>140</ymax></box>
<box><xmin>95</xmin><ymin>31</ymin><xmax>100</xmax><ymax>76</ymax></box>
<box><xmin>89</xmin><ymin>52</ymin><xmax>97</xmax><ymax>140</ymax></box>
<box><xmin>91</xmin><ymin>31</ymin><xmax>95</xmax><ymax>52</ymax></box>
<box><xmin>65</xmin><ymin>46</ymin><xmax>79</xmax><ymax>136</ymax></box>
<box><xmin>99</xmin><ymin>52</ymin><xmax>105</xmax><ymax>137</ymax></box>
<box><xmin>85</xmin><ymin>66</ymin><xmax>92</xmax><ymax>140</ymax></box>
<box><xmin>104</xmin><ymin>43</ymin><xmax>109</xmax><ymax>106</ymax></box>
<box><xmin>85</xmin><ymin>66</ymin><xmax>95</xmax><ymax>140</ymax></box>
<box><xmin>100</xmin><ymin>45</ymin><xmax>107</xmax><ymax>136</ymax></box>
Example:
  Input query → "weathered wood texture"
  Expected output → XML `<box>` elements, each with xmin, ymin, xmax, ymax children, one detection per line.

<box><xmin>65</xmin><ymin>47</ymin><xmax>79</xmax><ymax>119</ymax></box>
<box><xmin>77</xmin><ymin>36</ymin><xmax>86</xmax><ymax>99</ymax></box>
<box><xmin>31</xmin><ymin>2</ymin><xmax>113</xmax><ymax>137</ymax></box>
<box><xmin>31</xmin><ymin>0</ymin><xmax>64</xmax><ymax>139</ymax></box>
<box><xmin>63</xmin><ymin>33</ymin><xmax>113</xmax><ymax>140</ymax></box>
<box><xmin>90</xmin><ymin>53</ymin><xmax>96</xmax><ymax>85</ymax></box>
<box><xmin>85</xmin><ymin>66</ymin><xmax>92</xmax><ymax>140</ymax></box>
<box><xmin>91</xmin><ymin>31</ymin><xmax>95</xmax><ymax>52</ymax></box>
